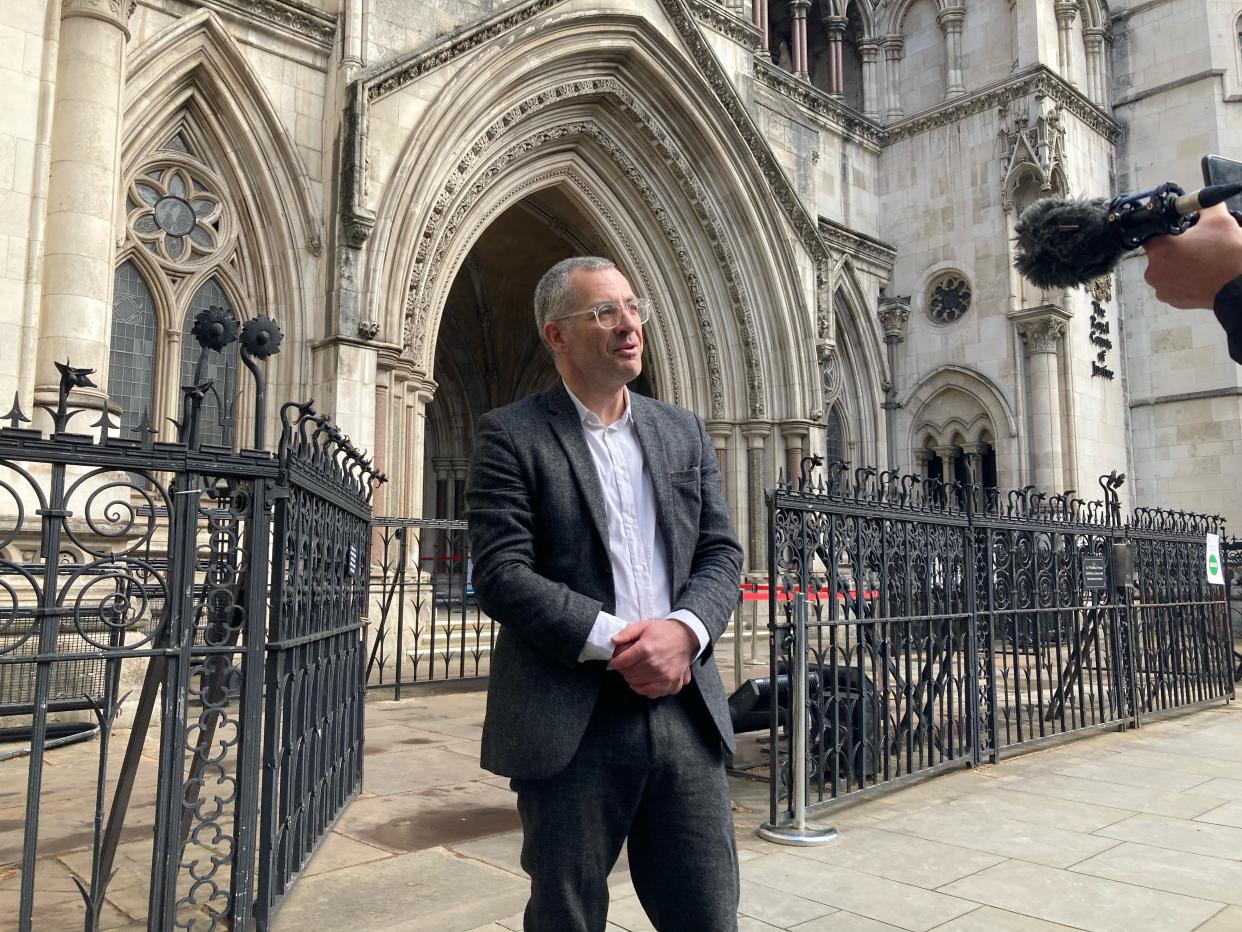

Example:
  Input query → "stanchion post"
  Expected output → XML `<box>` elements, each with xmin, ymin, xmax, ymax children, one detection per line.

<box><xmin>757</xmin><ymin>591</ymin><xmax>838</xmax><ymax>846</ymax></box>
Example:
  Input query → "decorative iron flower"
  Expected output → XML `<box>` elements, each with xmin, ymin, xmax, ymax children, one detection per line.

<box><xmin>55</xmin><ymin>360</ymin><xmax>97</xmax><ymax>390</ymax></box>
<box><xmin>192</xmin><ymin>306</ymin><xmax>238</xmax><ymax>352</ymax></box>
<box><xmin>240</xmin><ymin>316</ymin><xmax>283</xmax><ymax>359</ymax></box>
<box><xmin>128</xmin><ymin>164</ymin><xmax>223</xmax><ymax>265</ymax></box>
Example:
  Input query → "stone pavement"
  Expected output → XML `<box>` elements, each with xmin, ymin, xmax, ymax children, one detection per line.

<box><xmin>272</xmin><ymin>688</ymin><xmax>1242</xmax><ymax>932</ymax></box>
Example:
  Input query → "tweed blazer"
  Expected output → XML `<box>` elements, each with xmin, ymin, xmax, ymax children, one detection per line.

<box><xmin>465</xmin><ymin>382</ymin><xmax>744</xmax><ymax>780</ymax></box>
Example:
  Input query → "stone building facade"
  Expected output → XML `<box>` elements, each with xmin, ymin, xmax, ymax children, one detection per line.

<box><xmin>1</xmin><ymin>0</ymin><xmax>1238</xmax><ymax>571</ymax></box>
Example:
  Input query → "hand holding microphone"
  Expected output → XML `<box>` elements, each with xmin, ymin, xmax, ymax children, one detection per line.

<box><xmin>1010</xmin><ymin>161</ymin><xmax>1242</xmax><ymax>365</ymax></box>
<box><xmin>1013</xmin><ymin>182</ymin><xmax>1242</xmax><ymax>289</ymax></box>
<box><xmin>1143</xmin><ymin>203</ymin><xmax>1242</xmax><ymax>309</ymax></box>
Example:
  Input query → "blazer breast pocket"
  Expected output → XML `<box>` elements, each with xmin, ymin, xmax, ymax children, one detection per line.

<box><xmin>669</xmin><ymin>466</ymin><xmax>700</xmax><ymax>485</ymax></box>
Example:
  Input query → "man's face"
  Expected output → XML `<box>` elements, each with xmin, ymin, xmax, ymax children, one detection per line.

<box><xmin>545</xmin><ymin>267</ymin><xmax>643</xmax><ymax>393</ymax></box>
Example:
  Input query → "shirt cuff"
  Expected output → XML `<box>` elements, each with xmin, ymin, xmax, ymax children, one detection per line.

<box><xmin>667</xmin><ymin>609</ymin><xmax>709</xmax><ymax>661</ymax></box>
<box><xmin>577</xmin><ymin>610</ymin><xmax>630</xmax><ymax>662</ymax></box>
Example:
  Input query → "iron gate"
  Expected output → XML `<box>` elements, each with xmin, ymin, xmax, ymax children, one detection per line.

<box><xmin>0</xmin><ymin>313</ymin><xmax>382</xmax><ymax>931</ymax></box>
<box><xmin>765</xmin><ymin>460</ymin><xmax>1235</xmax><ymax>828</ymax></box>
<box><xmin>365</xmin><ymin>517</ymin><xmax>492</xmax><ymax>697</ymax></box>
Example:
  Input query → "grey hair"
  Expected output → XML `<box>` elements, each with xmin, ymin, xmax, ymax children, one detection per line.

<box><xmin>533</xmin><ymin>256</ymin><xmax>617</xmax><ymax>340</ymax></box>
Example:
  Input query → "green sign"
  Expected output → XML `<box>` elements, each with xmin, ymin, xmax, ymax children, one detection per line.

<box><xmin>1207</xmin><ymin>534</ymin><xmax>1226</xmax><ymax>585</ymax></box>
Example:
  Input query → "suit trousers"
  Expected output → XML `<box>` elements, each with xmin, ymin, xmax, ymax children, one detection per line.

<box><xmin>511</xmin><ymin>673</ymin><xmax>739</xmax><ymax>932</ymax></box>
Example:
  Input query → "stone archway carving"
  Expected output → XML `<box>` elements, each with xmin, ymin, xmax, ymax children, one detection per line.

<box><xmin>441</xmin><ymin>167</ymin><xmax>685</xmax><ymax>409</ymax></box>
<box><xmin>400</xmin><ymin>77</ymin><xmax>768</xmax><ymax>419</ymax></box>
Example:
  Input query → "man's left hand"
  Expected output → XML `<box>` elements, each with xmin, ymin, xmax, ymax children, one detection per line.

<box><xmin>609</xmin><ymin>619</ymin><xmax>696</xmax><ymax>698</ymax></box>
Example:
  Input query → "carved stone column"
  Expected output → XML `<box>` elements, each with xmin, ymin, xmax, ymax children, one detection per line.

<box><xmin>1017</xmin><ymin>313</ymin><xmax>1069</xmax><ymax>492</ymax></box>
<box><xmin>452</xmin><ymin>457</ymin><xmax>470</xmax><ymax>520</ymax></box>
<box><xmin>408</xmin><ymin>376</ymin><xmax>436</xmax><ymax>519</ymax></box>
<box><xmin>432</xmin><ymin>456</ymin><xmax>452</xmax><ymax>519</ymax></box>
<box><xmin>1054</xmin><ymin>0</ymin><xmax>1080</xmax><ymax>84</ymax></box>
<box><xmin>754</xmin><ymin>0</ymin><xmax>768</xmax><ymax>52</ymax></box>
<box><xmin>790</xmin><ymin>0</ymin><xmax>812</xmax><ymax>79</ymax></box>
<box><xmin>859</xmin><ymin>41</ymin><xmax>881</xmax><ymax>120</ymax></box>
<box><xmin>742</xmin><ymin>423</ymin><xmax>772</xmax><ymax>575</ymax></box>
<box><xmin>705</xmin><ymin>420</ymin><xmax>734</xmax><ymax>507</ymax></box>
<box><xmin>35</xmin><ymin>0</ymin><xmax>134</xmax><ymax>410</ymax></box>
<box><xmin>960</xmin><ymin>441</ymin><xmax>988</xmax><ymax>486</ymax></box>
<box><xmin>914</xmin><ymin>448</ymin><xmax>933</xmax><ymax>477</ymax></box>
<box><xmin>1008</xmin><ymin>0</ymin><xmax>1020</xmax><ymax>70</ymax></box>
<box><xmin>781</xmin><ymin>420</ymin><xmax>813</xmax><ymax>487</ymax></box>
<box><xmin>937</xmin><ymin>7</ymin><xmax>966</xmax><ymax>99</ymax></box>
<box><xmin>881</xmin><ymin>36</ymin><xmax>905</xmax><ymax>121</ymax></box>
<box><xmin>933</xmin><ymin>445</ymin><xmax>959</xmax><ymax>485</ymax></box>
<box><xmin>826</xmin><ymin>16</ymin><xmax>847</xmax><ymax>96</ymax></box>
<box><xmin>1083</xmin><ymin>27</ymin><xmax>1107</xmax><ymax>104</ymax></box>
<box><xmin>878</xmin><ymin>295</ymin><xmax>910</xmax><ymax>466</ymax></box>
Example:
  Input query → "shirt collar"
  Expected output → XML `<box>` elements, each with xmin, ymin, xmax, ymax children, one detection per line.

<box><xmin>563</xmin><ymin>382</ymin><xmax>633</xmax><ymax>429</ymax></box>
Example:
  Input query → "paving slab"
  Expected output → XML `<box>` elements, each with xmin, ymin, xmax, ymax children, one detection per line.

<box><xmin>332</xmin><ymin>779</ymin><xmax>521</xmax><ymax>854</ymax></box>
<box><xmin>1196</xmin><ymin>799</ymin><xmax>1242</xmax><ymax>829</ymax></box>
<box><xmin>938</xmin><ymin>858</ymin><xmax>1224</xmax><ymax>932</ymax></box>
<box><xmin>777</xmin><ymin>826</ymin><xmax>1005</xmax><ymax>889</ymax></box>
<box><xmin>277</xmin><ymin>846</ymin><xmax>528</xmax><ymax>932</ymax></box>
<box><xmin>867</xmin><ymin>799</ymin><xmax>1121</xmax><ymax>868</ymax></box>
<box><xmin>1047</xmin><ymin>756</ymin><xmax>1217</xmax><ymax>793</ymax></box>
<box><xmin>1195</xmin><ymin>906</ymin><xmax>1242</xmax><ymax>931</ymax></box>
<box><xmin>1093</xmin><ymin>811</ymin><xmax>1242</xmax><ymax>860</ymax></box>
<box><xmin>932</xmin><ymin>785</ymin><xmax>1134</xmax><ymax>833</ymax></box>
<box><xmin>737</xmin><ymin>878</ymin><xmax>838</xmax><ymax>927</ymax></box>
<box><xmin>1000</xmin><ymin>771</ymin><xmax>1227</xmax><ymax>818</ymax></box>
<box><xmin>1070</xmin><ymin>840</ymin><xmax>1242</xmax><ymax>906</ymax></box>
<box><xmin>788</xmin><ymin>911</ymin><xmax>904</xmax><ymax>931</ymax></box>
<box><xmin>931</xmin><ymin>906</ymin><xmax>1082</xmax><ymax>931</ymax></box>
<box><xmin>742</xmin><ymin>852</ymin><xmax>978</xmax><ymax>931</ymax></box>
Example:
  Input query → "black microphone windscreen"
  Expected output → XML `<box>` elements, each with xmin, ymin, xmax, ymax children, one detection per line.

<box><xmin>1013</xmin><ymin>197</ymin><xmax>1121</xmax><ymax>289</ymax></box>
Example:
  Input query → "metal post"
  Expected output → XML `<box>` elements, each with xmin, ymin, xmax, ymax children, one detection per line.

<box><xmin>395</xmin><ymin>526</ymin><xmax>407</xmax><ymax>700</ymax></box>
<box><xmin>758</xmin><ymin>592</ymin><xmax>838</xmax><ymax>846</ymax></box>
<box><xmin>733</xmin><ymin>587</ymin><xmax>744</xmax><ymax>689</ymax></box>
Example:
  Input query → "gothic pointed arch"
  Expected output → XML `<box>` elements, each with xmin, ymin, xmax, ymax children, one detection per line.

<box><xmin>882</xmin><ymin>0</ymin><xmax>948</xmax><ymax>37</ymax></box>
<box><xmin>903</xmin><ymin>365</ymin><xmax>1020</xmax><ymax>485</ymax></box>
<box><xmin>830</xmin><ymin>262</ymin><xmax>886</xmax><ymax>465</ymax></box>
<box><xmin>121</xmin><ymin>8</ymin><xmax>322</xmax><ymax>413</ymax></box>
<box><xmin>363</xmin><ymin>11</ymin><xmax>823</xmax><ymax>424</ymax></box>
<box><xmin>826</xmin><ymin>0</ymin><xmax>876</xmax><ymax>37</ymax></box>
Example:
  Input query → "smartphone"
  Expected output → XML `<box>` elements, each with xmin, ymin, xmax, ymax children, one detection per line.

<box><xmin>1202</xmin><ymin>154</ymin><xmax>1242</xmax><ymax>213</ymax></box>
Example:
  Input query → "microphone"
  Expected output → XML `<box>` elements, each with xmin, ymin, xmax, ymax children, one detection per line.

<box><xmin>1013</xmin><ymin>182</ymin><xmax>1242</xmax><ymax>289</ymax></box>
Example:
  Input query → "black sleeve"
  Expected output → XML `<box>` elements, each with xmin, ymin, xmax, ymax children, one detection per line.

<box><xmin>1213</xmin><ymin>274</ymin><xmax>1242</xmax><ymax>365</ymax></box>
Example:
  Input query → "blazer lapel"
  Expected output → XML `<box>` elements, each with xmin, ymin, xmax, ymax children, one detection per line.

<box><xmin>630</xmin><ymin>393</ymin><xmax>681</xmax><ymax>584</ymax></box>
<box><xmin>545</xmin><ymin>384</ymin><xmax>611</xmax><ymax>551</ymax></box>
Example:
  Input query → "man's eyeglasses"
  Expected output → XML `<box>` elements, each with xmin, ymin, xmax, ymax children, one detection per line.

<box><xmin>550</xmin><ymin>298</ymin><xmax>653</xmax><ymax>329</ymax></box>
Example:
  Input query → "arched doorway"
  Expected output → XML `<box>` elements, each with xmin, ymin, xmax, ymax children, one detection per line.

<box><xmin>422</xmin><ymin>189</ymin><xmax>656</xmax><ymax>519</ymax></box>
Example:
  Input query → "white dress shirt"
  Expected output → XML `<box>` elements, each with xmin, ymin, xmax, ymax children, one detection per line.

<box><xmin>564</xmin><ymin>385</ymin><xmax>709</xmax><ymax>663</ymax></box>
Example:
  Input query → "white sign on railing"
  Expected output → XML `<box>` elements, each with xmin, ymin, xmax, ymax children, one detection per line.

<box><xmin>1207</xmin><ymin>533</ymin><xmax>1226</xmax><ymax>585</ymax></box>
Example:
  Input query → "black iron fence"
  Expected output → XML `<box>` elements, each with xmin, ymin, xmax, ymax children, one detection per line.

<box><xmin>763</xmin><ymin>461</ymin><xmax>1234</xmax><ymax>829</ymax></box>
<box><xmin>0</xmin><ymin>313</ymin><xmax>382</xmax><ymax>931</ymax></box>
<box><xmin>1224</xmin><ymin>537</ymin><xmax>1242</xmax><ymax>680</ymax></box>
<box><xmin>365</xmin><ymin>517</ymin><xmax>492</xmax><ymax>697</ymax></box>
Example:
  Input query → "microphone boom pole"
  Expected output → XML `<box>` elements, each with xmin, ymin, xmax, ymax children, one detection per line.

<box><xmin>1013</xmin><ymin>182</ymin><xmax>1242</xmax><ymax>289</ymax></box>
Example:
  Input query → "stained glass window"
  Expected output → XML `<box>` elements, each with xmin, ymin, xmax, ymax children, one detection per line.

<box><xmin>826</xmin><ymin>406</ymin><xmax>845</xmax><ymax>465</ymax></box>
<box><xmin>108</xmin><ymin>262</ymin><xmax>157</xmax><ymax>440</ymax></box>
<box><xmin>180</xmin><ymin>279</ymin><xmax>238</xmax><ymax>449</ymax></box>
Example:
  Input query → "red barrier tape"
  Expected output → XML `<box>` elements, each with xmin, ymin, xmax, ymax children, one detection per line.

<box><xmin>739</xmin><ymin>585</ymin><xmax>879</xmax><ymax>603</ymax></box>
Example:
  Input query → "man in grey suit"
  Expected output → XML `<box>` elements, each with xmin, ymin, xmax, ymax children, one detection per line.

<box><xmin>466</xmin><ymin>256</ymin><xmax>744</xmax><ymax>931</ymax></box>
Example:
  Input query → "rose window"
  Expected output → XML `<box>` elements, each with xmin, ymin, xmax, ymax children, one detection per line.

<box><xmin>127</xmin><ymin>163</ymin><xmax>226</xmax><ymax>266</ymax></box>
<box><xmin>927</xmin><ymin>274</ymin><xmax>972</xmax><ymax>325</ymax></box>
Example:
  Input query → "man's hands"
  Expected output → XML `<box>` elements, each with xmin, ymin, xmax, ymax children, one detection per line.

<box><xmin>609</xmin><ymin>618</ymin><xmax>697</xmax><ymax>698</ymax></box>
<box><xmin>1143</xmin><ymin>203</ymin><xmax>1242</xmax><ymax>309</ymax></box>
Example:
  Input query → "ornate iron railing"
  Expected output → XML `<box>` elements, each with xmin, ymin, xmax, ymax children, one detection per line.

<box><xmin>365</xmin><ymin>517</ymin><xmax>492</xmax><ymax>697</ymax></box>
<box><xmin>764</xmin><ymin>460</ymin><xmax>1234</xmax><ymax>829</ymax></box>
<box><xmin>0</xmin><ymin>311</ymin><xmax>382</xmax><ymax>931</ymax></box>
